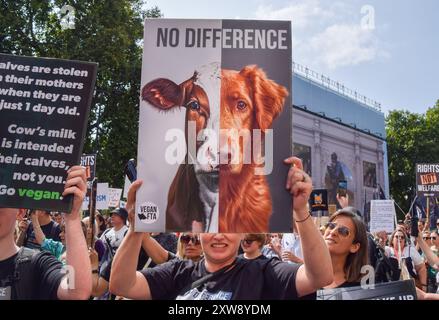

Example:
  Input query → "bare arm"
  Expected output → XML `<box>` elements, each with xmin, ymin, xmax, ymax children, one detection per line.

<box><xmin>57</xmin><ymin>166</ymin><xmax>92</xmax><ymax>300</ymax></box>
<box><xmin>109</xmin><ymin>180</ymin><xmax>151</xmax><ymax>300</ymax></box>
<box><xmin>416</xmin><ymin>287</ymin><xmax>439</xmax><ymax>300</ymax></box>
<box><xmin>417</xmin><ymin>235</ymin><xmax>439</xmax><ymax>267</ymax></box>
<box><xmin>281</xmin><ymin>250</ymin><xmax>303</xmax><ymax>264</ymax></box>
<box><xmin>284</xmin><ymin>157</ymin><xmax>333</xmax><ymax>297</ymax></box>
<box><xmin>16</xmin><ymin>220</ymin><xmax>29</xmax><ymax>247</ymax></box>
<box><xmin>30</xmin><ymin>212</ymin><xmax>45</xmax><ymax>245</ymax></box>
<box><xmin>141</xmin><ymin>234</ymin><xmax>170</xmax><ymax>265</ymax></box>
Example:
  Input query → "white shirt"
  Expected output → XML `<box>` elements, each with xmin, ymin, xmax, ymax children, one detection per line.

<box><xmin>281</xmin><ymin>233</ymin><xmax>303</xmax><ymax>260</ymax></box>
<box><xmin>100</xmin><ymin>225</ymin><xmax>128</xmax><ymax>254</ymax></box>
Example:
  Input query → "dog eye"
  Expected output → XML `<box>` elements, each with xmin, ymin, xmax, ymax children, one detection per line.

<box><xmin>187</xmin><ymin>100</ymin><xmax>200</xmax><ymax>111</ymax></box>
<box><xmin>237</xmin><ymin>100</ymin><xmax>247</xmax><ymax>110</ymax></box>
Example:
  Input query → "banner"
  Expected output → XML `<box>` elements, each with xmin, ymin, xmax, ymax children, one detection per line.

<box><xmin>416</xmin><ymin>163</ymin><xmax>439</xmax><ymax>197</ymax></box>
<box><xmin>108</xmin><ymin>188</ymin><xmax>122</xmax><ymax>208</ymax></box>
<box><xmin>309</xmin><ymin>189</ymin><xmax>328</xmax><ymax>212</ymax></box>
<box><xmin>369</xmin><ymin>200</ymin><xmax>396</xmax><ymax>233</ymax></box>
<box><xmin>317</xmin><ymin>280</ymin><xmax>417</xmax><ymax>300</ymax></box>
<box><xmin>80</xmin><ymin>153</ymin><xmax>96</xmax><ymax>189</ymax></box>
<box><xmin>123</xmin><ymin>175</ymin><xmax>131</xmax><ymax>199</ymax></box>
<box><xmin>0</xmin><ymin>54</ymin><xmax>97</xmax><ymax>212</ymax></box>
<box><xmin>136</xmin><ymin>19</ymin><xmax>292</xmax><ymax>233</ymax></box>
<box><xmin>82</xmin><ymin>182</ymin><xmax>109</xmax><ymax>210</ymax></box>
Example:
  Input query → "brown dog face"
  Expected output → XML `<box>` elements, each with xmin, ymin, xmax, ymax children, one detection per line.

<box><xmin>220</xmin><ymin>65</ymin><xmax>288</xmax><ymax>175</ymax></box>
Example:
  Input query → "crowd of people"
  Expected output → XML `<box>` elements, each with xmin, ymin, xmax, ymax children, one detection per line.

<box><xmin>1</xmin><ymin>158</ymin><xmax>439</xmax><ymax>300</ymax></box>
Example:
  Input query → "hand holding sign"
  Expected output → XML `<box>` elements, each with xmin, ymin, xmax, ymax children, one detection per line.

<box><xmin>284</xmin><ymin>157</ymin><xmax>312</xmax><ymax>219</ymax></box>
<box><xmin>127</xmin><ymin>180</ymin><xmax>143</xmax><ymax>232</ymax></box>
<box><xmin>62</xmin><ymin>165</ymin><xmax>87</xmax><ymax>219</ymax></box>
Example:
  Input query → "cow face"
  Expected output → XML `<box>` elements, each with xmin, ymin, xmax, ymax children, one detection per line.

<box><xmin>141</xmin><ymin>62</ymin><xmax>221</xmax><ymax>192</ymax></box>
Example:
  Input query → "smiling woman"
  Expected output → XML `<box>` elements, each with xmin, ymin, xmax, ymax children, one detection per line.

<box><xmin>323</xmin><ymin>208</ymin><xmax>369</xmax><ymax>288</ymax></box>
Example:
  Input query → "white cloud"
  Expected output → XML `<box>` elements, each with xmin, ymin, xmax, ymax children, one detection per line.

<box><xmin>304</xmin><ymin>24</ymin><xmax>383</xmax><ymax>70</ymax></box>
<box><xmin>254</xmin><ymin>0</ymin><xmax>332</xmax><ymax>30</ymax></box>
<box><xmin>253</xmin><ymin>1</ymin><xmax>389</xmax><ymax>70</ymax></box>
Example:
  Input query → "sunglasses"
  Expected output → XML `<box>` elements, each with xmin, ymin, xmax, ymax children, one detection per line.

<box><xmin>431</xmin><ymin>237</ymin><xmax>437</xmax><ymax>241</ymax></box>
<box><xmin>326</xmin><ymin>222</ymin><xmax>350</xmax><ymax>237</ymax></box>
<box><xmin>423</xmin><ymin>237</ymin><xmax>431</xmax><ymax>240</ymax></box>
<box><xmin>395</xmin><ymin>235</ymin><xmax>405</xmax><ymax>240</ymax></box>
<box><xmin>242</xmin><ymin>239</ymin><xmax>256</xmax><ymax>246</ymax></box>
<box><xmin>180</xmin><ymin>235</ymin><xmax>200</xmax><ymax>245</ymax></box>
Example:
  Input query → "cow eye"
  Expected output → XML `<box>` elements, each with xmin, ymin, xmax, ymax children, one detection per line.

<box><xmin>187</xmin><ymin>100</ymin><xmax>200</xmax><ymax>111</ymax></box>
<box><xmin>237</xmin><ymin>100</ymin><xmax>247</xmax><ymax>110</ymax></box>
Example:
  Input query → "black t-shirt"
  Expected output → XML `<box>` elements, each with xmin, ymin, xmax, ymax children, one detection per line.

<box><xmin>0</xmin><ymin>250</ymin><xmax>64</xmax><ymax>300</ymax></box>
<box><xmin>141</xmin><ymin>257</ymin><xmax>300</xmax><ymax>300</ymax></box>
<box><xmin>238</xmin><ymin>253</ymin><xmax>269</xmax><ymax>261</ymax></box>
<box><xmin>24</xmin><ymin>221</ymin><xmax>61</xmax><ymax>250</ymax></box>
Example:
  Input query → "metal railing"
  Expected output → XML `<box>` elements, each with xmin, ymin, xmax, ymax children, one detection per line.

<box><xmin>293</xmin><ymin>62</ymin><xmax>382</xmax><ymax>112</ymax></box>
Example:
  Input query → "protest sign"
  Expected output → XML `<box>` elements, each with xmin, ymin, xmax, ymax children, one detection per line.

<box><xmin>123</xmin><ymin>175</ymin><xmax>131</xmax><ymax>199</ymax></box>
<box><xmin>369</xmin><ymin>200</ymin><xmax>396</xmax><ymax>233</ymax></box>
<box><xmin>108</xmin><ymin>188</ymin><xmax>122</xmax><ymax>208</ymax></box>
<box><xmin>309</xmin><ymin>189</ymin><xmax>328</xmax><ymax>212</ymax></box>
<box><xmin>136</xmin><ymin>19</ymin><xmax>292</xmax><ymax>233</ymax></box>
<box><xmin>83</xmin><ymin>182</ymin><xmax>109</xmax><ymax>210</ymax></box>
<box><xmin>317</xmin><ymin>280</ymin><xmax>417</xmax><ymax>300</ymax></box>
<box><xmin>0</xmin><ymin>54</ymin><xmax>97</xmax><ymax>212</ymax></box>
<box><xmin>80</xmin><ymin>153</ymin><xmax>96</xmax><ymax>188</ymax></box>
<box><xmin>416</xmin><ymin>163</ymin><xmax>439</xmax><ymax>197</ymax></box>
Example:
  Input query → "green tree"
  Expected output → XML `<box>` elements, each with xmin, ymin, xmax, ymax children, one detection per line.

<box><xmin>0</xmin><ymin>0</ymin><xmax>162</xmax><ymax>188</ymax></box>
<box><xmin>386</xmin><ymin>100</ymin><xmax>439</xmax><ymax>216</ymax></box>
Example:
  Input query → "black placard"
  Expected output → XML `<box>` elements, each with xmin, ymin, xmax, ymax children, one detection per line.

<box><xmin>0</xmin><ymin>53</ymin><xmax>97</xmax><ymax>212</ymax></box>
<box><xmin>317</xmin><ymin>280</ymin><xmax>417</xmax><ymax>300</ymax></box>
<box><xmin>309</xmin><ymin>189</ymin><xmax>328</xmax><ymax>212</ymax></box>
<box><xmin>416</xmin><ymin>163</ymin><xmax>439</xmax><ymax>197</ymax></box>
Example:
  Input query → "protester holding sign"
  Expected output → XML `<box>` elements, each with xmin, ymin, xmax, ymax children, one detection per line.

<box><xmin>385</xmin><ymin>229</ymin><xmax>427</xmax><ymax>290</ymax></box>
<box><xmin>416</xmin><ymin>233</ymin><xmax>439</xmax><ymax>293</ymax></box>
<box><xmin>0</xmin><ymin>166</ymin><xmax>91</xmax><ymax>300</ymax></box>
<box><xmin>110</xmin><ymin>157</ymin><xmax>333</xmax><ymax>300</ymax></box>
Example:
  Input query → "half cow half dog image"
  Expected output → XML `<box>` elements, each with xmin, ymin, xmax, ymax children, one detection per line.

<box><xmin>136</xmin><ymin>19</ymin><xmax>292</xmax><ymax>233</ymax></box>
<box><xmin>141</xmin><ymin>63</ymin><xmax>288</xmax><ymax>233</ymax></box>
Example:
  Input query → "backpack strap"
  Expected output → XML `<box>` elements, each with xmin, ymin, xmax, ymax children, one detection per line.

<box><xmin>178</xmin><ymin>258</ymin><xmax>238</xmax><ymax>296</ymax></box>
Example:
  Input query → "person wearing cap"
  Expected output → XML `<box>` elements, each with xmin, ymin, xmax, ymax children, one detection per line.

<box><xmin>100</xmin><ymin>208</ymin><xmax>128</xmax><ymax>256</ymax></box>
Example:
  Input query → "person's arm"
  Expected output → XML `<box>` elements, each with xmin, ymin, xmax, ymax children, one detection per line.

<box><xmin>89</xmin><ymin>249</ymin><xmax>109</xmax><ymax>297</ymax></box>
<box><xmin>109</xmin><ymin>180</ymin><xmax>152</xmax><ymax>300</ymax></box>
<box><xmin>30</xmin><ymin>212</ymin><xmax>46</xmax><ymax>245</ymax></box>
<box><xmin>284</xmin><ymin>157</ymin><xmax>333</xmax><ymax>297</ymax></box>
<box><xmin>336</xmin><ymin>193</ymin><xmax>349</xmax><ymax>209</ymax></box>
<box><xmin>16</xmin><ymin>219</ymin><xmax>29</xmax><ymax>247</ymax></box>
<box><xmin>281</xmin><ymin>250</ymin><xmax>304</xmax><ymax>264</ymax></box>
<box><xmin>416</xmin><ymin>287</ymin><xmax>439</xmax><ymax>300</ymax></box>
<box><xmin>141</xmin><ymin>234</ymin><xmax>170</xmax><ymax>265</ymax></box>
<box><xmin>416</xmin><ymin>235</ymin><xmax>439</xmax><ymax>267</ymax></box>
<box><xmin>56</xmin><ymin>166</ymin><xmax>92</xmax><ymax>300</ymax></box>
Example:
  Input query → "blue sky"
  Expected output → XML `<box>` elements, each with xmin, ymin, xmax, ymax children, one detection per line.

<box><xmin>147</xmin><ymin>0</ymin><xmax>439</xmax><ymax>115</ymax></box>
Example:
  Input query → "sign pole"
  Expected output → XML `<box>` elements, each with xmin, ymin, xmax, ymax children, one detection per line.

<box><xmin>88</xmin><ymin>178</ymin><xmax>98</xmax><ymax>248</ymax></box>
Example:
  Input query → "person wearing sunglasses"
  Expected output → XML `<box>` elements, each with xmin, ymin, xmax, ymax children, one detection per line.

<box><xmin>415</xmin><ymin>231</ymin><xmax>439</xmax><ymax>297</ymax></box>
<box><xmin>322</xmin><ymin>208</ymin><xmax>369</xmax><ymax>289</ymax></box>
<box><xmin>176</xmin><ymin>233</ymin><xmax>203</xmax><ymax>262</ymax></box>
<box><xmin>385</xmin><ymin>229</ymin><xmax>427</xmax><ymax>291</ymax></box>
<box><xmin>110</xmin><ymin>157</ymin><xmax>333</xmax><ymax>300</ymax></box>
<box><xmin>240</xmin><ymin>234</ymin><xmax>266</xmax><ymax>260</ymax></box>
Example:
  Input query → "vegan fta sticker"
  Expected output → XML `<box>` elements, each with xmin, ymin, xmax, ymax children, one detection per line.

<box><xmin>137</xmin><ymin>202</ymin><xmax>159</xmax><ymax>224</ymax></box>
